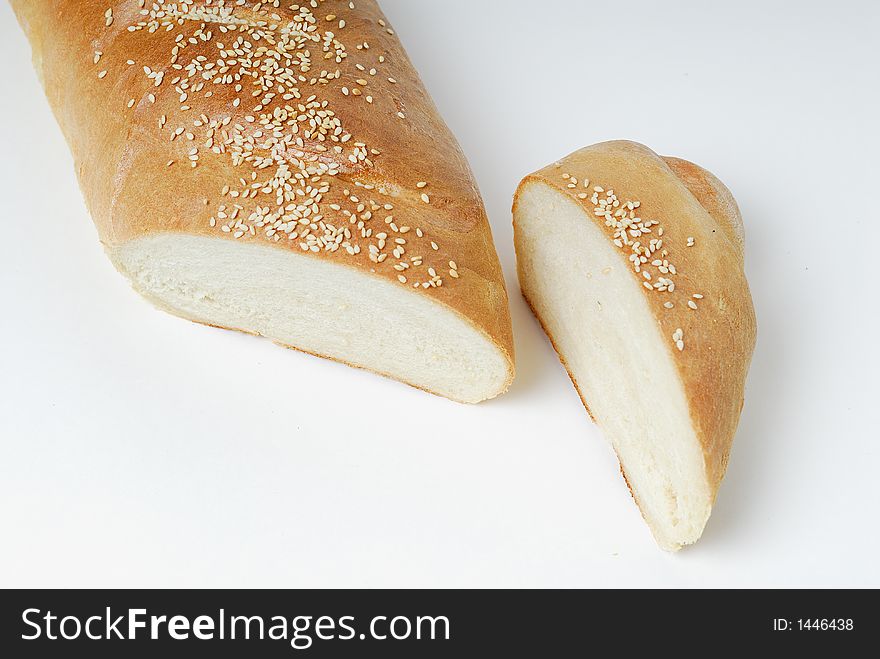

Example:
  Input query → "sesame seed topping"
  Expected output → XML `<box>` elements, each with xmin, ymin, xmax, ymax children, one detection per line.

<box><xmin>94</xmin><ymin>1</ymin><xmax>455</xmax><ymax>290</ymax></box>
<box><xmin>673</xmin><ymin>328</ymin><xmax>685</xmax><ymax>351</ymax></box>
<box><xmin>570</xmin><ymin>175</ymin><xmax>708</xmax><ymax>350</ymax></box>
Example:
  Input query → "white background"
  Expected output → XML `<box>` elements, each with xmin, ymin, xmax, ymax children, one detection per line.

<box><xmin>1</xmin><ymin>0</ymin><xmax>878</xmax><ymax>588</ymax></box>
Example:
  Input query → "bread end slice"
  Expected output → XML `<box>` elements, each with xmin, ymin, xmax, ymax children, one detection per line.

<box><xmin>513</xmin><ymin>141</ymin><xmax>756</xmax><ymax>550</ymax></box>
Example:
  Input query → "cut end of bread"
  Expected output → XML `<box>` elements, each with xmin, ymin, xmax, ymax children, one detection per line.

<box><xmin>514</xmin><ymin>181</ymin><xmax>713</xmax><ymax>550</ymax></box>
<box><xmin>111</xmin><ymin>234</ymin><xmax>513</xmax><ymax>404</ymax></box>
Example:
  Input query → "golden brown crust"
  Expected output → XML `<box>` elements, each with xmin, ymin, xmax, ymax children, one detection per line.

<box><xmin>513</xmin><ymin>140</ymin><xmax>756</xmax><ymax>494</ymax></box>
<box><xmin>12</xmin><ymin>0</ymin><xmax>514</xmax><ymax>392</ymax></box>
<box><xmin>661</xmin><ymin>156</ymin><xmax>745</xmax><ymax>261</ymax></box>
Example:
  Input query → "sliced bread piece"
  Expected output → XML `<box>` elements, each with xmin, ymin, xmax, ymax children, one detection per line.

<box><xmin>12</xmin><ymin>0</ymin><xmax>514</xmax><ymax>403</ymax></box>
<box><xmin>513</xmin><ymin>141</ymin><xmax>756</xmax><ymax>549</ymax></box>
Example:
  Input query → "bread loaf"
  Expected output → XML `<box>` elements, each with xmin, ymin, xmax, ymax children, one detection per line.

<box><xmin>11</xmin><ymin>0</ymin><xmax>514</xmax><ymax>403</ymax></box>
<box><xmin>513</xmin><ymin>141</ymin><xmax>756</xmax><ymax>549</ymax></box>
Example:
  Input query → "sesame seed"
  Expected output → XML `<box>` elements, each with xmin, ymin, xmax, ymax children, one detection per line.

<box><xmin>672</xmin><ymin>328</ymin><xmax>685</xmax><ymax>351</ymax></box>
<box><xmin>420</xmin><ymin>193</ymin><xmax>430</xmax><ymax>204</ymax></box>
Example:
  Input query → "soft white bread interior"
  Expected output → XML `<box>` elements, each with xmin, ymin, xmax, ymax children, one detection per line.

<box><xmin>513</xmin><ymin>141</ymin><xmax>756</xmax><ymax>549</ymax></box>
<box><xmin>114</xmin><ymin>234</ymin><xmax>510</xmax><ymax>403</ymax></box>
<box><xmin>12</xmin><ymin>0</ymin><xmax>514</xmax><ymax>403</ymax></box>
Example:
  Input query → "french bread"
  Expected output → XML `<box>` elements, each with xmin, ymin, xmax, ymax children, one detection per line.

<box><xmin>11</xmin><ymin>0</ymin><xmax>514</xmax><ymax>403</ymax></box>
<box><xmin>513</xmin><ymin>141</ymin><xmax>756</xmax><ymax>549</ymax></box>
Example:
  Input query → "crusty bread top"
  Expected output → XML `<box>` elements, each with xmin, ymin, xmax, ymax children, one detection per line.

<box><xmin>12</xmin><ymin>0</ymin><xmax>514</xmax><ymax>371</ymax></box>
<box><xmin>515</xmin><ymin>141</ymin><xmax>756</xmax><ymax>491</ymax></box>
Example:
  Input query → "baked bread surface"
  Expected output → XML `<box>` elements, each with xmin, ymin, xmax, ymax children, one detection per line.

<box><xmin>12</xmin><ymin>0</ymin><xmax>515</xmax><ymax>402</ymax></box>
<box><xmin>514</xmin><ymin>140</ymin><xmax>756</xmax><ymax>548</ymax></box>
